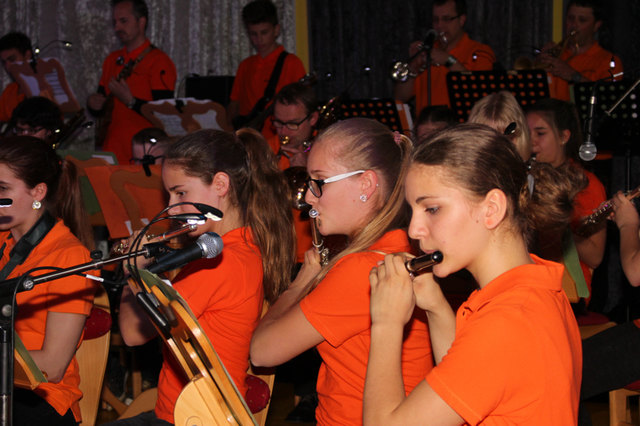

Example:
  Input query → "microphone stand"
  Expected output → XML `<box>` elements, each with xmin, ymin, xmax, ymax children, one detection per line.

<box><xmin>0</xmin><ymin>246</ymin><xmax>158</xmax><ymax>426</ymax></box>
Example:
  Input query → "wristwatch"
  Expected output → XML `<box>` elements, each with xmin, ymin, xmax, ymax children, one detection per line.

<box><xmin>445</xmin><ymin>55</ymin><xmax>458</xmax><ymax>68</ymax></box>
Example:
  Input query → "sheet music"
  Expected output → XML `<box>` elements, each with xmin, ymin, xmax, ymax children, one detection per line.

<box><xmin>20</xmin><ymin>74</ymin><xmax>40</xmax><ymax>97</ymax></box>
<box><xmin>153</xmin><ymin>112</ymin><xmax>187</xmax><ymax>136</ymax></box>
<box><xmin>193</xmin><ymin>111</ymin><xmax>222</xmax><ymax>130</ymax></box>
<box><xmin>44</xmin><ymin>68</ymin><xmax>69</xmax><ymax>104</ymax></box>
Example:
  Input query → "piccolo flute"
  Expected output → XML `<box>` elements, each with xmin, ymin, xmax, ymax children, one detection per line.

<box><xmin>309</xmin><ymin>208</ymin><xmax>329</xmax><ymax>266</ymax></box>
<box><xmin>405</xmin><ymin>251</ymin><xmax>443</xmax><ymax>276</ymax></box>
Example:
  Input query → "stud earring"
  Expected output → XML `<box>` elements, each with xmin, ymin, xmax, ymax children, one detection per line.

<box><xmin>32</xmin><ymin>200</ymin><xmax>42</xmax><ymax>210</ymax></box>
<box><xmin>359</xmin><ymin>194</ymin><xmax>368</xmax><ymax>202</ymax></box>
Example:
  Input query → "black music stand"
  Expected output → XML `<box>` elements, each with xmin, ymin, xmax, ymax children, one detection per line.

<box><xmin>446</xmin><ymin>69</ymin><xmax>550</xmax><ymax>121</ymax></box>
<box><xmin>338</xmin><ymin>98</ymin><xmax>405</xmax><ymax>132</ymax></box>
<box><xmin>574</xmin><ymin>80</ymin><xmax>640</xmax><ymax>152</ymax></box>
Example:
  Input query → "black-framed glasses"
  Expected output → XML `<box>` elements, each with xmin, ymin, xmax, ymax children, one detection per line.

<box><xmin>12</xmin><ymin>125</ymin><xmax>44</xmax><ymax>136</ymax></box>
<box><xmin>272</xmin><ymin>111</ymin><xmax>313</xmax><ymax>131</ymax></box>
<box><xmin>432</xmin><ymin>15</ymin><xmax>460</xmax><ymax>24</ymax></box>
<box><xmin>307</xmin><ymin>170</ymin><xmax>365</xmax><ymax>198</ymax></box>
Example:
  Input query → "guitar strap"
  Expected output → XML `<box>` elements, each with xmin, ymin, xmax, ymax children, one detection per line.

<box><xmin>120</xmin><ymin>44</ymin><xmax>156</xmax><ymax>80</ymax></box>
<box><xmin>0</xmin><ymin>211</ymin><xmax>56</xmax><ymax>281</ymax></box>
<box><xmin>250</xmin><ymin>51</ymin><xmax>289</xmax><ymax>115</ymax></box>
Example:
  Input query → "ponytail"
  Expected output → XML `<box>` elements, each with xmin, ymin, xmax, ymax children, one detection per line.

<box><xmin>236</xmin><ymin>129</ymin><xmax>296</xmax><ymax>303</ymax></box>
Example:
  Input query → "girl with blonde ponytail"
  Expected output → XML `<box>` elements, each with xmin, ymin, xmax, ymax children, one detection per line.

<box><xmin>251</xmin><ymin>118</ymin><xmax>433</xmax><ymax>426</ymax></box>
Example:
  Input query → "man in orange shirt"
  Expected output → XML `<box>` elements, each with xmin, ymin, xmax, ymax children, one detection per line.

<box><xmin>537</xmin><ymin>0</ymin><xmax>622</xmax><ymax>101</ymax></box>
<box><xmin>227</xmin><ymin>0</ymin><xmax>306</xmax><ymax>139</ymax></box>
<box><xmin>394</xmin><ymin>0</ymin><xmax>495</xmax><ymax>112</ymax></box>
<box><xmin>87</xmin><ymin>0</ymin><xmax>176</xmax><ymax>164</ymax></box>
<box><xmin>0</xmin><ymin>32</ymin><xmax>32</xmax><ymax>123</ymax></box>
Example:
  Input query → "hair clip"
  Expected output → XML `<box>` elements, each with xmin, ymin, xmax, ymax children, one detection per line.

<box><xmin>503</xmin><ymin>122</ymin><xmax>517</xmax><ymax>136</ymax></box>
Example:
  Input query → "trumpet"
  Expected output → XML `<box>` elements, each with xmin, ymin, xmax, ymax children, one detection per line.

<box><xmin>112</xmin><ymin>223</ymin><xmax>197</xmax><ymax>255</ymax></box>
<box><xmin>532</xmin><ymin>30</ymin><xmax>578</xmax><ymax>69</ymax></box>
<box><xmin>405</xmin><ymin>251</ymin><xmax>443</xmax><ymax>276</ymax></box>
<box><xmin>391</xmin><ymin>30</ymin><xmax>440</xmax><ymax>82</ymax></box>
<box><xmin>309</xmin><ymin>208</ymin><xmax>329</xmax><ymax>266</ymax></box>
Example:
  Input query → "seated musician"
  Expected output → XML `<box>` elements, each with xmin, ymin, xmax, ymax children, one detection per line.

<box><xmin>536</xmin><ymin>0</ymin><xmax>623</xmax><ymax>101</ymax></box>
<box><xmin>114</xmin><ymin>129</ymin><xmax>294</xmax><ymax>425</ymax></box>
<box><xmin>0</xmin><ymin>32</ymin><xmax>33</xmax><ymax>122</ymax></box>
<box><xmin>0</xmin><ymin>136</ymin><xmax>95</xmax><ymax>424</ymax></box>
<box><xmin>526</xmin><ymin>98</ymin><xmax>606</xmax><ymax>304</ymax></box>
<box><xmin>413</xmin><ymin>105</ymin><xmax>456</xmax><ymax>145</ymax></box>
<box><xmin>365</xmin><ymin>124</ymin><xmax>582</xmax><ymax>424</ymax></box>
<box><xmin>251</xmin><ymin>118</ymin><xmax>433</xmax><ymax>425</ymax></box>
<box><xmin>7</xmin><ymin>96</ymin><xmax>63</xmax><ymax>142</ymax></box>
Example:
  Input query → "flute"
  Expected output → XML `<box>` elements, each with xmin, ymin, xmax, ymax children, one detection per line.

<box><xmin>309</xmin><ymin>208</ymin><xmax>329</xmax><ymax>266</ymax></box>
<box><xmin>405</xmin><ymin>251</ymin><xmax>443</xmax><ymax>276</ymax></box>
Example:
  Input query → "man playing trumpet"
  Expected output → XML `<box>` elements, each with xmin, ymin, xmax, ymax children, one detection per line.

<box><xmin>394</xmin><ymin>0</ymin><xmax>495</xmax><ymax>112</ymax></box>
<box><xmin>537</xmin><ymin>0</ymin><xmax>622</xmax><ymax>101</ymax></box>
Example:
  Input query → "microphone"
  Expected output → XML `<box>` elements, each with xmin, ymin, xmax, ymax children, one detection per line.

<box><xmin>423</xmin><ymin>29</ymin><xmax>438</xmax><ymax>51</ymax></box>
<box><xmin>146</xmin><ymin>232</ymin><xmax>223</xmax><ymax>275</ymax></box>
<box><xmin>579</xmin><ymin>90</ymin><xmax>598</xmax><ymax>161</ymax></box>
<box><xmin>193</xmin><ymin>203</ymin><xmax>223</xmax><ymax>221</ymax></box>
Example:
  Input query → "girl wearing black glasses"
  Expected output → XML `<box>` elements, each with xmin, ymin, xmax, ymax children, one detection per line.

<box><xmin>250</xmin><ymin>118</ymin><xmax>433</xmax><ymax>425</ymax></box>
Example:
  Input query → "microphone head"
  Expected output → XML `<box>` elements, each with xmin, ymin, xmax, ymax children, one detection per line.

<box><xmin>197</xmin><ymin>232</ymin><xmax>224</xmax><ymax>259</ymax></box>
<box><xmin>193</xmin><ymin>203</ymin><xmax>223</xmax><ymax>221</ymax></box>
<box><xmin>579</xmin><ymin>142</ymin><xmax>597</xmax><ymax>161</ymax></box>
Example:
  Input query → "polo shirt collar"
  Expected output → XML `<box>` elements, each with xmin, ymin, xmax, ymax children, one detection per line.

<box><xmin>123</xmin><ymin>38</ymin><xmax>152</xmax><ymax>61</ymax></box>
<box><xmin>461</xmin><ymin>254</ymin><xmax>564</xmax><ymax>314</ymax></box>
<box><xmin>368</xmin><ymin>229</ymin><xmax>409</xmax><ymax>253</ymax></box>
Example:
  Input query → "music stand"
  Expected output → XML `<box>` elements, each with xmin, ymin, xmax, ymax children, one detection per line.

<box><xmin>574</xmin><ymin>80</ymin><xmax>640</xmax><ymax>150</ymax></box>
<box><xmin>7</xmin><ymin>58</ymin><xmax>81</xmax><ymax>114</ymax></box>
<box><xmin>338</xmin><ymin>98</ymin><xmax>406</xmax><ymax>133</ymax></box>
<box><xmin>140</xmin><ymin>98</ymin><xmax>232</xmax><ymax>136</ymax></box>
<box><xmin>446</xmin><ymin>69</ymin><xmax>550</xmax><ymax>121</ymax></box>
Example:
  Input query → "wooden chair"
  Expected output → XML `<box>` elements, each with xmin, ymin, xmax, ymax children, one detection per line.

<box><xmin>610</xmin><ymin>386</ymin><xmax>640</xmax><ymax>426</ymax></box>
<box><xmin>77</xmin><ymin>285</ymin><xmax>112</xmax><ymax>426</ymax></box>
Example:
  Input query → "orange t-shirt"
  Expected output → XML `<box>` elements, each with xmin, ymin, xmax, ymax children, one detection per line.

<box><xmin>300</xmin><ymin>229</ymin><xmax>433</xmax><ymax>425</ymax></box>
<box><xmin>154</xmin><ymin>227</ymin><xmax>264</xmax><ymax>424</ymax></box>
<box><xmin>230</xmin><ymin>45</ymin><xmax>306</xmax><ymax>140</ymax></box>
<box><xmin>426</xmin><ymin>255</ymin><xmax>582</xmax><ymax>425</ymax></box>
<box><xmin>0</xmin><ymin>82</ymin><xmax>25</xmax><ymax>122</ymax></box>
<box><xmin>570</xmin><ymin>166</ymin><xmax>607</xmax><ymax>289</ymax></box>
<box><xmin>549</xmin><ymin>42</ymin><xmax>623</xmax><ymax>101</ymax></box>
<box><xmin>267</xmin><ymin>134</ymin><xmax>312</xmax><ymax>263</ymax></box>
<box><xmin>413</xmin><ymin>33</ymin><xmax>495</xmax><ymax>111</ymax></box>
<box><xmin>0</xmin><ymin>220</ymin><xmax>95</xmax><ymax>421</ymax></box>
<box><xmin>98</xmin><ymin>39</ymin><xmax>177</xmax><ymax>163</ymax></box>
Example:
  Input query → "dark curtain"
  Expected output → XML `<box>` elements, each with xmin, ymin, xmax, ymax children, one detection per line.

<box><xmin>308</xmin><ymin>0</ymin><xmax>553</xmax><ymax>102</ymax></box>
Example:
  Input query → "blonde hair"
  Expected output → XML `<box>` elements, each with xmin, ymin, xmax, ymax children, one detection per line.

<box><xmin>468</xmin><ymin>91</ymin><xmax>532</xmax><ymax>161</ymax></box>
<box><xmin>308</xmin><ymin>118</ymin><xmax>412</xmax><ymax>288</ymax></box>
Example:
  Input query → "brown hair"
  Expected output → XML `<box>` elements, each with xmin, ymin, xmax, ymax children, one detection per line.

<box><xmin>525</xmin><ymin>98</ymin><xmax>583</xmax><ymax>163</ymax></box>
<box><xmin>310</xmin><ymin>118</ymin><xmax>412</xmax><ymax>286</ymax></box>
<box><xmin>0</xmin><ymin>136</ymin><xmax>92</xmax><ymax>248</ymax></box>
<box><xmin>413</xmin><ymin>124</ymin><xmax>584</xmax><ymax>242</ymax></box>
<box><xmin>468</xmin><ymin>91</ymin><xmax>532</xmax><ymax>161</ymax></box>
<box><xmin>165</xmin><ymin>129</ymin><xmax>295</xmax><ymax>303</ymax></box>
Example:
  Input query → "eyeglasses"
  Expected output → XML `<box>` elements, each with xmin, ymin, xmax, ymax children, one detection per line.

<box><xmin>272</xmin><ymin>112</ymin><xmax>313</xmax><ymax>131</ymax></box>
<box><xmin>432</xmin><ymin>15</ymin><xmax>460</xmax><ymax>24</ymax></box>
<box><xmin>12</xmin><ymin>125</ymin><xmax>44</xmax><ymax>136</ymax></box>
<box><xmin>307</xmin><ymin>170</ymin><xmax>365</xmax><ymax>198</ymax></box>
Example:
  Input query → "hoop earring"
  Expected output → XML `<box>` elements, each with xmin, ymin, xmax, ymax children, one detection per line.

<box><xmin>32</xmin><ymin>200</ymin><xmax>42</xmax><ymax>210</ymax></box>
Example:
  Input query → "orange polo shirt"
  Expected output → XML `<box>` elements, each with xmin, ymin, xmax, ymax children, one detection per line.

<box><xmin>267</xmin><ymin>134</ymin><xmax>312</xmax><ymax>263</ymax></box>
<box><xmin>0</xmin><ymin>220</ymin><xmax>95</xmax><ymax>421</ymax></box>
<box><xmin>230</xmin><ymin>45</ymin><xmax>306</xmax><ymax>140</ymax></box>
<box><xmin>549</xmin><ymin>42</ymin><xmax>623</xmax><ymax>101</ymax></box>
<box><xmin>154</xmin><ymin>227</ymin><xmax>264</xmax><ymax>424</ymax></box>
<box><xmin>300</xmin><ymin>229</ymin><xmax>433</xmax><ymax>425</ymax></box>
<box><xmin>0</xmin><ymin>82</ymin><xmax>25</xmax><ymax>122</ymax></box>
<box><xmin>413</xmin><ymin>33</ymin><xmax>495</xmax><ymax>111</ymax></box>
<box><xmin>426</xmin><ymin>255</ymin><xmax>582</xmax><ymax>425</ymax></box>
<box><xmin>98</xmin><ymin>39</ymin><xmax>177</xmax><ymax>163</ymax></box>
<box><xmin>570</xmin><ymin>166</ymin><xmax>607</xmax><ymax>290</ymax></box>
